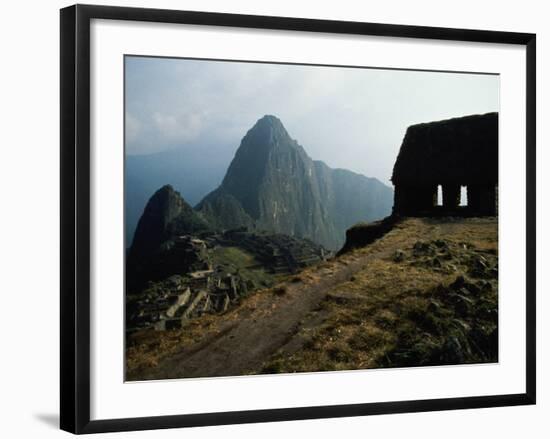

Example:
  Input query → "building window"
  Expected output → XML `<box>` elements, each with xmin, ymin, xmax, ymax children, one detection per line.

<box><xmin>460</xmin><ymin>185</ymin><xmax>468</xmax><ymax>206</ymax></box>
<box><xmin>436</xmin><ymin>185</ymin><xmax>443</xmax><ymax>206</ymax></box>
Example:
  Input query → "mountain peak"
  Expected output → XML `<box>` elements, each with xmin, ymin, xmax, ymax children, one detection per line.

<box><xmin>257</xmin><ymin>114</ymin><xmax>283</xmax><ymax>126</ymax></box>
<box><xmin>156</xmin><ymin>184</ymin><xmax>175</xmax><ymax>195</ymax></box>
<box><xmin>245</xmin><ymin>115</ymin><xmax>291</xmax><ymax>146</ymax></box>
<box><xmin>149</xmin><ymin>183</ymin><xmax>178</xmax><ymax>205</ymax></box>
<box><xmin>130</xmin><ymin>184</ymin><xmax>211</xmax><ymax>255</ymax></box>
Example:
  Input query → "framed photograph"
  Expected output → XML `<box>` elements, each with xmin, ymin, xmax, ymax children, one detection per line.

<box><xmin>60</xmin><ymin>4</ymin><xmax>536</xmax><ymax>434</ymax></box>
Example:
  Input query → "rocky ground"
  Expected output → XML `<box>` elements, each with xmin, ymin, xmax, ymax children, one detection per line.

<box><xmin>126</xmin><ymin>217</ymin><xmax>498</xmax><ymax>381</ymax></box>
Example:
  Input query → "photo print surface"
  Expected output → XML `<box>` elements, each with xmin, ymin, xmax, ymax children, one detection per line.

<box><xmin>124</xmin><ymin>56</ymin><xmax>499</xmax><ymax>381</ymax></box>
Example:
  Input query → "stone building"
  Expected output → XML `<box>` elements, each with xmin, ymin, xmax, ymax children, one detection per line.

<box><xmin>391</xmin><ymin>112</ymin><xmax>498</xmax><ymax>216</ymax></box>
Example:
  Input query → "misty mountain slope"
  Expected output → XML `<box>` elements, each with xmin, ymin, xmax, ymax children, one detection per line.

<box><xmin>197</xmin><ymin>115</ymin><xmax>393</xmax><ymax>249</ymax></box>
<box><xmin>197</xmin><ymin>189</ymin><xmax>254</xmax><ymax>230</ymax></box>
<box><xmin>313</xmin><ymin>161</ymin><xmax>394</xmax><ymax>238</ymax></box>
<box><xmin>125</xmin><ymin>146</ymin><xmax>230</xmax><ymax>246</ymax></box>
<box><xmin>130</xmin><ymin>185</ymin><xmax>212</xmax><ymax>258</ymax></box>
<box><xmin>126</xmin><ymin>185</ymin><xmax>214</xmax><ymax>292</ymax></box>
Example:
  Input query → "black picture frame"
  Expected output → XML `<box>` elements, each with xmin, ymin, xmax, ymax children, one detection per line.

<box><xmin>60</xmin><ymin>4</ymin><xmax>536</xmax><ymax>434</ymax></box>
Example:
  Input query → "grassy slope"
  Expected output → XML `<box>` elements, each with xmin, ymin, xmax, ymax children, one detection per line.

<box><xmin>210</xmin><ymin>246</ymin><xmax>282</xmax><ymax>288</ymax></box>
<box><xmin>126</xmin><ymin>217</ymin><xmax>498</xmax><ymax>380</ymax></box>
<box><xmin>260</xmin><ymin>218</ymin><xmax>498</xmax><ymax>373</ymax></box>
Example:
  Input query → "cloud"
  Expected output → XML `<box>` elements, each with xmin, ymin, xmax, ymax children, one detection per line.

<box><xmin>124</xmin><ymin>56</ymin><xmax>499</xmax><ymax>182</ymax></box>
<box><xmin>151</xmin><ymin>110</ymin><xmax>203</xmax><ymax>143</ymax></box>
<box><xmin>125</xmin><ymin>112</ymin><xmax>140</xmax><ymax>144</ymax></box>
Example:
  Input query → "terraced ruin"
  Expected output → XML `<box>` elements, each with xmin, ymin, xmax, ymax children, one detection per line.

<box><xmin>126</xmin><ymin>229</ymin><xmax>331</xmax><ymax>334</ymax></box>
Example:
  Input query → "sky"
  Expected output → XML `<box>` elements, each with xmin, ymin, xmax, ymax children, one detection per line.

<box><xmin>125</xmin><ymin>56</ymin><xmax>499</xmax><ymax>185</ymax></box>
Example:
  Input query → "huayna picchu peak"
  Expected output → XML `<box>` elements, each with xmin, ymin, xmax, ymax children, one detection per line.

<box><xmin>196</xmin><ymin>115</ymin><xmax>393</xmax><ymax>249</ymax></box>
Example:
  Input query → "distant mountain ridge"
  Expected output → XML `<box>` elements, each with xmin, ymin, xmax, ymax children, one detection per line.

<box><xmin>196</xmin><ymin>115</ymin><xmax>393</xmax><ymax>249</ymax></box>
<box><xmin>125</xmin><ymin>144</ymin><xmax>230</xmax><ymax>246</ymax></box>
<box><xmin>129</xmin><ymin>115</ymin><xmax>393</xmax><ymax>252</ymax></box>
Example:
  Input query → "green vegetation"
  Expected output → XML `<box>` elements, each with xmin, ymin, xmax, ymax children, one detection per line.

<box><xmin>211</xmin><ymin>246</ymin><xmax>281</xmax><ymax>289</ymax></box>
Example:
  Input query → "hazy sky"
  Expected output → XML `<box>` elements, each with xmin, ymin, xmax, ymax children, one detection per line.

<box><xmin>125</xmin><ymin>56</ymin><xmax>499</xmax><ymax>184</ymax></box>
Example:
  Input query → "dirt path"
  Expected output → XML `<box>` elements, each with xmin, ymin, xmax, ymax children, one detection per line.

<box><xmin>139</xmin><ymin>251</ymin><xmax>389</xmax><ymax>379</ymax></box>
<box><xmin>134</xmin><ymin>217</ymin><xmax>495</xmax><ymax>380</ymax></box>
<box><xmin>139</xmin><ymin>219</ymin><xmax>418</xmax><ymax>379</ymax></box>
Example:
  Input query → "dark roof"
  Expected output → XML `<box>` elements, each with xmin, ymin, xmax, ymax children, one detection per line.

<box><xmin>391</xmin><ymin>112</ymin><xmax>498</xmax><ymax>185</ymax></box>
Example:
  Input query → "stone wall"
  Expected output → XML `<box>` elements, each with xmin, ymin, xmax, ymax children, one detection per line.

<box><xmin>391</xmin><ymin>113</ymin><xmax>498</xmax><ymax>217</ymax></box>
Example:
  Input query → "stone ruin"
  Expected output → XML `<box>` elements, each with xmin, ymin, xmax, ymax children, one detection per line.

<box><xmin>126</xmin><ymin>230</ymin><xmax>330</xmax><ymax>333</ymax></box>
<box><xmin>127</xmin><ymin>269</ymin><xmax>248</xmax><ymax>332</ymax></box>
<box><xmin>221</xmin><ymin>228</ymin><xmax>329</xmax><ymax>274</ymax></box>
<box><xmin>391</xmin><ymin>112</ymin><xmax>498</xmax><ymax>216</ymax></box>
